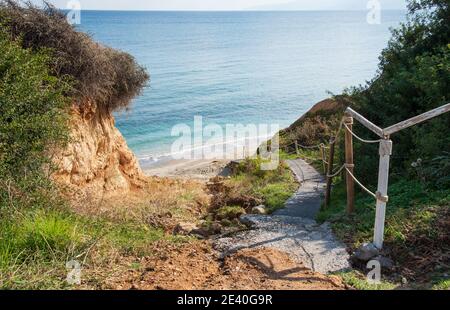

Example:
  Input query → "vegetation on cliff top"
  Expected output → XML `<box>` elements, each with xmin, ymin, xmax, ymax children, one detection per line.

<box><xmin>0</xmin><ymin>0</ymin><xmax>149</xmax><ymax>111</ymax></box>
<box><xmin>0</xmin><ymin>24</ymin><xmax>71</xmax><ymax>288</ymax></box>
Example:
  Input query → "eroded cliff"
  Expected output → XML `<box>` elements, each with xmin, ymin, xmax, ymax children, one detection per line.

<box><xmin>53</xmin><ymin>102</ymin><xmax>145</xmax><ymax>200</ymax></box>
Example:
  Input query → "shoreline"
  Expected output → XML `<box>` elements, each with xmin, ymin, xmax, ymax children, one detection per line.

<box><xmin>139</xmin><ymin>137</ymin><xmax>269</xmax><ymax>180</ymax></box>
<box><xmin>143</xmin><ymin>159</ymin><xmax>232</xmax><ymax>180</ymax></box>
<box><xmin>139</xmin><ymin>98</ymin><xmax>340</xmax><ymax>180</ymax></box>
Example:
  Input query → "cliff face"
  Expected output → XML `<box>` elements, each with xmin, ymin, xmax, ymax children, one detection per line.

<box><xmin>53</xmin><ymin>101</ymin><xmax>145</xmax><ymax>199</ymax></box>
<box><xmin>279</xmin><ymin>98</ymin><xmax>344</xmax><ymax>151</ymax></box>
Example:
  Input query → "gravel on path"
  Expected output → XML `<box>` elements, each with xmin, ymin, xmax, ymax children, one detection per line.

<box><xmin>214</xmin><ymin>159</ymin><xmax>351</xmax><ymax>274</ymax></box>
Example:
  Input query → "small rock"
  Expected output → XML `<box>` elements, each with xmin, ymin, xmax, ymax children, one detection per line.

<box><xmin>373</xmin><ymin>255</ymin><xmax>395</xmax><ymax>270</ymax></box>
<box><xmin>252</xmin><ymin>205</ymin><xmax>267</xmax><ymax>215</ymax></box>
<box><xmin>352</xmin><ymin>243</ymin><xmax>380</xmax><ymax>262</ymax></box>
<box><xmin>173</xmin><ymin>222</ymin><xmax>198</xmax><ymax>235</ymax></box>
<box><xmin>239</xmin><ymin>215</ymin><xmax>255</xmax><ymax>228</ymax></box>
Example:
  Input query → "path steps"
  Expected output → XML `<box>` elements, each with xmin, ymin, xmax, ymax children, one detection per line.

<box><xmin>274</xmin><ymin>159</ymin><xmax>326</xmax><ymax>219</ymax></box>
<box><xmin>214</xmin><ymin>159</ymin><xmax>351</xmax><ymax>274</ymax></box>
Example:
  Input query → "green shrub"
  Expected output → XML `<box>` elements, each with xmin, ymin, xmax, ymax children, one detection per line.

<box><xmin>431</xmin><ymin>278</ymin><xmax>450</xmax><ymax>290</ymax></box>
<box><xmin>0</xmin><ymin>24</ymin><xmax>76</xmax><ymax>288</ymax></box>
<box><xmin>0</xmin><ymin>210</ymin><xmax>87</xmax><ymax>264</ymax></box>
<box><xmin>336</xmin><ymin>271</ymin><xmax>397</xmax><ymax>290</ymax></box>
<box><xmin>19</xmin><ymin>211</ymin><xmax>82</xmax><ymax>257</ymax></box>
<box><xmin>0</xmin><ymin>26</ymin><xmax>70</xmax><ymax>204</ymax></box>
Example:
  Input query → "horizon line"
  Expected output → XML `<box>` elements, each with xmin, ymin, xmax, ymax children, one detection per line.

<box><xmin>61</xmin><ymin>9</ymin><xmax>407</xmax><ymax>12</ymax></box>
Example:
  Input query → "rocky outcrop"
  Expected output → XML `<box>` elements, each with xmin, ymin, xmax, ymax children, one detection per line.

<box><xmin>53</xmin><ymin>101</ymin><xmax>145</xmax><ymax>199</ymax></box>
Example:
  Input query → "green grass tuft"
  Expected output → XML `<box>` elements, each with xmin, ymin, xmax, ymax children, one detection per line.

<box><xmin>216</xmin><ymin>205</ymin><xmax>246</xmax><ymax>221</ymax></box>
<box><xmin>337</xmin><ymin>271</ymin><xmax>397</xmax><ymax>290</ymax></box>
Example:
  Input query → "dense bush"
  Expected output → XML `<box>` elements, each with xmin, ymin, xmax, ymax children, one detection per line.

<box><xmin>0</xmin><ymin>26</ymin><xmax>70</xmax><ymax>206</ymax></box>
<box><xmin>345</xmin><ymin>0</ymin><xmax>450</xmax><ymax>186</ymax></box>
<box><xmin>0</xmin><ymin>0</ymin><xmax>149</xmax><ymax>111</ymax></box>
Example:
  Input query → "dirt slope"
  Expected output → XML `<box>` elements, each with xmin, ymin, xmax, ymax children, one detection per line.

<box><xmin>97</xmin><ymin>242</ymin><xmax>346</xmax><ymax>290</ymax></box>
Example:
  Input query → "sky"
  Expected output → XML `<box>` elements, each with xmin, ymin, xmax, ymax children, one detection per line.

<box><xmin>31</xmin><ymin>0</ymin><xmax>407</xmax><ymax>11</ymax></box>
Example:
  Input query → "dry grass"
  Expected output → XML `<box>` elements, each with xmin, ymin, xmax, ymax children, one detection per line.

<box><xmin>71</xmin><ymin>176</ymin><xmax>210</xmax><ymax>229</ymax></box>
<box><xmin>0</xmin><ymin>176</ymin><xmax>210</xmax><ymax>289</ymax></box>
<box><xmin>67</xmin><ymin>177</ymin><xmax>211</xmax><ymax>289</ymax></box>
<box><xmin>0</xmin><ymin>0</ymin><xmax>149</xmax><ymax>111</ymax></box>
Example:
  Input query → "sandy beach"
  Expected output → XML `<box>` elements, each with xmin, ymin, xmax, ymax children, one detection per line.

<box><xmin>143</xmin><ymin>159</ymin><xmax>232</xmax><ymax>180</ymax></box>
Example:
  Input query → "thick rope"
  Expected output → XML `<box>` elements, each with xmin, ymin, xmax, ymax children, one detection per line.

<box><xmin>344</xmin><ymin>123</ymin><xmax>382</xmax><ymax>144</ymax></box>
<box><xmin>295</xmin><ymin>142</ymin><xmax>329</xmax><ymax>150</ymax></box>
<box><xmin>326</xmin><ymin>163</ymin><xmax>347</xmax><ymax>178</ymax></box>
<box><xmin>345</xmin><ymin>167</ymin><xmax>377</xmax><ymax>199</ymax></box>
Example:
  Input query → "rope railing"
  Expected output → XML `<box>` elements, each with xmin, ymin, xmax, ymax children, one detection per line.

<box><xmin>283</xmin><ymin>114</ymin><xmax>385</xmax><ymax>206</ymax></box>
<box><xmin>299</xmin><ymin>143</ymin><xmax>329</xmax><ymax>150</ymax></box>
<box><xmin>280</xmin><ymin>103</ymin><xmax>450</xmax><ymax>250</ymax></box>
<box><xmin>343</xmin><ymin>123</ymin><xmax>382</xmax><ymax>144</ymax></box>
<box><xmin>344</xmin><ymin>166</ymin><xmax>377</xmax><ymax>199</ymax></box>
<box><xmin>284</xmin><ymin>140</ymin><xmax>329</xmax><ymax>150</ymax></box>
<box><xmin>326</xmin><ymin>163</ymin><xmax>348</xmax><ymax>178</ymax></box>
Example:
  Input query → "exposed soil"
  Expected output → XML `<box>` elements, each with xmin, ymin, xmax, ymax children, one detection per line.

<box><xmin>98</xmin><ymin>241</ymin><xmax>346</xmax><ymax>290</ymax></box>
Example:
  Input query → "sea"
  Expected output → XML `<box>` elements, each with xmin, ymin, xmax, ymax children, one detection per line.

<box><xmin>77</xmin><ymin>10</ymin><xmax>406</xmax><ymax>166</ymax></box>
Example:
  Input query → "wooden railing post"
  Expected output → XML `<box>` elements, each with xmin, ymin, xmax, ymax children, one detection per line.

<box><xmin>373</xmin><ymin>138</ymin><xmax>392</xmax><ymax>249</ymax></box>
<box><xmin>344</xmin><ymin>115</ymin><xmax>355</xmax><ymax>214</ymax></box>
<box><xmin>294</xmin><ymin>141</ymin><xmax>299</xmax><ymax>155</ymax></box>
<box><xmin>320</xmin><ymin>145</ymin><xmax>327</xmax><ymax>174</ymax></box>
<box><xmin>324</xmin><ymin>138</ymin><xmax>336</xmax><ymax>208</ymax></box>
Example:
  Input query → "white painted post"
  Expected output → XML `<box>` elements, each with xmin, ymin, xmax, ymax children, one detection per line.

<box><xmin>373</xmin><ymin>139</ymin><xmax>393</xmax><ymax>249</ymax></box>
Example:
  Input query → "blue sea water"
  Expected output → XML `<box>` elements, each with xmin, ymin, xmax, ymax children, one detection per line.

<box><xmin>78</xmin><ymin>11</ymin><xmax>406</xmax><ymax>162</ymax></box>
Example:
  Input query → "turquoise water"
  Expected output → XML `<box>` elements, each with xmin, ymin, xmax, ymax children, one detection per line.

<box><xmin>79</xmin><ymin>11</ymin><xmax>406</xmax><ymax>163</ymax></box>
